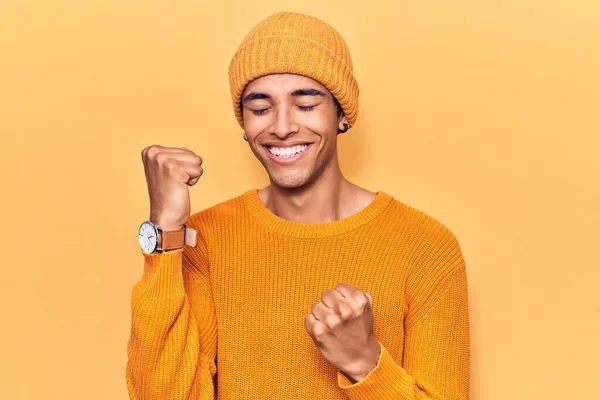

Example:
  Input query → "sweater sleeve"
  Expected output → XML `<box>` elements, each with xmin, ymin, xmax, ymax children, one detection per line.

<box><xmin>337</xmin><ymin>235</ymin><xmax>470</xmax><ymax>399</ymax></box>
<box><xmin>126</xmin><ymin>230</ymin><xmax>218</xmax><ymax>400</ymax></box>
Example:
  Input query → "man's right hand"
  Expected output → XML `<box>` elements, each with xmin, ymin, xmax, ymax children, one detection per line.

<box><xmin>141</xmin><ymin>145</ymin><xmax>203</xmax><ymax>231</ymax></box>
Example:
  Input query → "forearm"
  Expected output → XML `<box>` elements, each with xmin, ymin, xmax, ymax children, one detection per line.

<box><xmin>338</xmin><ymin>265</ymin><xmax>470</xmax><ymax>400</ymax></box>
<box><xmin>126</xmin><ymin>249</ymin><xmax>217</xmax><ymax>400</ymax></box>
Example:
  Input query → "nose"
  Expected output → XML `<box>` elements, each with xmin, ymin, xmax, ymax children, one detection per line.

<box><xmin>270</xmin><ymin>104</ymin><xmax>299</xmax><ymax>139</ymax></box>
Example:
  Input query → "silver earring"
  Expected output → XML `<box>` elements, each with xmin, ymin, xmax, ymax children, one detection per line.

<box><xmin>243</xmin><ymin>132</ymin><xmax>248</xmax><ymax>141</ymax></box>
<box><xmin>338</xmin><ymin>123</ymin><xmax>349</xmax><ymax>134</ymax></box>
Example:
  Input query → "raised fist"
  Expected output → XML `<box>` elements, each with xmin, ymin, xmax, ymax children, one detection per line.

<box><xmin>141</xmin><ymin>145</ymin><xmax>203</xmax><ymax>231</ymax></box>
<box><xmin>305</xmin><ymin>283</ymin><xmax>381</xmax><ymax>383</ymax></box>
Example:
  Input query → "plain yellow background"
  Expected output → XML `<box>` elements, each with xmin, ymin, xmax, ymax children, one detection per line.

<box><xmin>1</xmin><ymin>0</ymin><xmax>598</xmax><ymax>399</ymax></box>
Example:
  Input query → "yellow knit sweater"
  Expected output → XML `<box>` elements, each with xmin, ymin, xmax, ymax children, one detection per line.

<box><xmin>126</xmin><ymin>189</ymin><xmax>470</xmax><ymax>399</ymax></box>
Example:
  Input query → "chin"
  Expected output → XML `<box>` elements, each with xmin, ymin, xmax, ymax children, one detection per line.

<box><xmin>269</xmin><ymin>171</ymin><xmax>311</xmax><ymax>189</ymax></box>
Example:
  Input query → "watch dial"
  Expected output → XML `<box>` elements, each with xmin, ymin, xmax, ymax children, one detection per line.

<box><xmin>138</xmin><ymin>221</ymin><xmax>158</xmax><ymax>253</ymax></box>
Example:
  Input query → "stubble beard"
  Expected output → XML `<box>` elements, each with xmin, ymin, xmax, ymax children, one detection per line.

<box><xmin>269</xmin><ymin>166</ymin><xmax>313</xmax><ymax>189</ymax></box>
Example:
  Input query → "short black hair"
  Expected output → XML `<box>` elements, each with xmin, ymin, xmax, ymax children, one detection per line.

<box><xmin>332</xmin><ymin>95</ymin><xmax>344</xmax><ymax>117</ymax></box>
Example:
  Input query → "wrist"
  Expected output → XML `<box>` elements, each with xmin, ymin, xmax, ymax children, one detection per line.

<box><xmin>150</xmin><ymin>216</ymin><xmax>184</xmax><ymax>231</ymax></box>
<box><xmin>157</xmin><ymin>224</ymin><xmax>184</xmax><ymax>231</ymax></box>
<box><xmin>341</xmin><ymin>341</ymin><xmax>381</xmax><ymax>383</ymax></box>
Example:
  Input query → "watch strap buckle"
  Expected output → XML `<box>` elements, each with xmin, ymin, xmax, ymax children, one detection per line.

<box><xmin>184</xmin><ymin>226</ymin><xmax>197</xmax><ymax>247</ymax></box>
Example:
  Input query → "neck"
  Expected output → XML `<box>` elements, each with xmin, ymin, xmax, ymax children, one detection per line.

<box><xmin>258</xmin><ymin>162</ymin><xmax>374</xmax><ymax>224</ymax></box>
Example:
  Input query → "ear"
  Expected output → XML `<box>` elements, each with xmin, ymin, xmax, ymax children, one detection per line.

<box><xmin>338</xmin><ymin>114</ymin><xmax>349</xmax><ymax>132</ymax></box>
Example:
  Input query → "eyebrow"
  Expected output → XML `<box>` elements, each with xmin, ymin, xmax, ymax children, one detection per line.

<box><xmin>242</xmin><ymin>88</ymin><xmax>327</xmax><ymax>104</ymax></box>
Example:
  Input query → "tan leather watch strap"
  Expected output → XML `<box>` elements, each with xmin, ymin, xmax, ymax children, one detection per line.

<box><xmin>160</xmin><ymin>228</ymin><xmax>185</xmax><ymax>251</ymax></box>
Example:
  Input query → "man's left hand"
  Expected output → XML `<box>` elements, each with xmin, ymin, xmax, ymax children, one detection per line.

<box><xmin>305</xmin><ymin>283</ymin><xmax>381</xmax><ymax>383</ymax></box>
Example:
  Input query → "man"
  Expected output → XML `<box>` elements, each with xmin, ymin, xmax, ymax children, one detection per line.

<box><xmin>127</xmin><ymin>11</ymin><xmax>470</xmax><ymax>400</ymax></box>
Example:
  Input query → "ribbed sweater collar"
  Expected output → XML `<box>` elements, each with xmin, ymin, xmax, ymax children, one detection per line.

<box><xmin>242</xmin><ymin>188</ymin><xmax>393</xmax><ymax>238</ymax></box>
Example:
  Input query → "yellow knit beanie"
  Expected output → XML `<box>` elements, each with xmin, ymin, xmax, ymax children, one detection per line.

<box><xmin>228</xmin><ymin>11</ymin><xmax>359</xmax><ymax>129</ymax></box>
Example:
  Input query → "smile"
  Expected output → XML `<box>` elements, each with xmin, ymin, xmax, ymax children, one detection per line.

<box><xmin>263</xmin><ymin>143</ymin><xmax>312</xmax><ymax>165</ymax></box>
<box><xmin>267</xmin><ymin>144</ymin><xmax>309</xmax><ymax>158</ymax></box>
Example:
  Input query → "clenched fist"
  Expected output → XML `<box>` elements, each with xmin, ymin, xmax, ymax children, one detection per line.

<box><xmin>305</xmin><ymin>283</ymin><xmax>381</xmax><ymax>383</ymax></box>
<box><xmin>141</xmin><ymin>145</ymin><xmax>203</xmax><ymax>231</ymax></box>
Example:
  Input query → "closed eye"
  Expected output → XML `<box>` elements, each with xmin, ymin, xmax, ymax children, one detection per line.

<box><xmin>252</xmin><ymin>108</ymin><xmax>269</xmax><ymax>115</ymax></box>
<box><xmin>252</xmin><ymin>105</ymin><xmax>315</xmax><ymax>115</ymax></box>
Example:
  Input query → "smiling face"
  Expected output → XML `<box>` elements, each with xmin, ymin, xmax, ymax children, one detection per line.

<box><xmin>241</xmin><ymin>73</ymin><xmax>349</xmax><ymax>190</ymax></box>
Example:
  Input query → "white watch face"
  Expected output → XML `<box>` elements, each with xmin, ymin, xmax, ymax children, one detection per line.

<box><xmin>138</xmin><ymin>221</ymin><xmax>158</xmax><ymax>253</ymax></box>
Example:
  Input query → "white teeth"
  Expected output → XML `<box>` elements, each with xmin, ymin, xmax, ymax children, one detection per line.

<box><xmin>267</xmin><ymin>144</ymin><xmax>308</xmax><ymax>158</ymax></box>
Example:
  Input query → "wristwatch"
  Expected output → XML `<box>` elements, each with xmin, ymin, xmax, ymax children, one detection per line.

<box><xmin>138</xmin><ymin>220</ymin><xmax>195</xmax><ymax>253</ymax></box>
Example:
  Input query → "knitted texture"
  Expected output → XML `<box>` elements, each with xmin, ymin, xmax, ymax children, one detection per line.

<box><xmin>228</xmin><ymin>11</ymin><xmax>360</xmax><ymax>129</ymax></box>
<box><xmin>126</xmin><ymin>189</ymin><xmax>471</xmax><ymax>399</ymax></box>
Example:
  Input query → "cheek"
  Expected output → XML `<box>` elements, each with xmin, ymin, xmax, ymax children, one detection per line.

<box><xmin>243</xmin><ymin>115</ymin><xmax>266</xmax><ymax>137</ymax></box>
<box><xmin>302</xmin><ymin>110</ymin><xmax>337</xmax><ymax>133</ymax></box>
